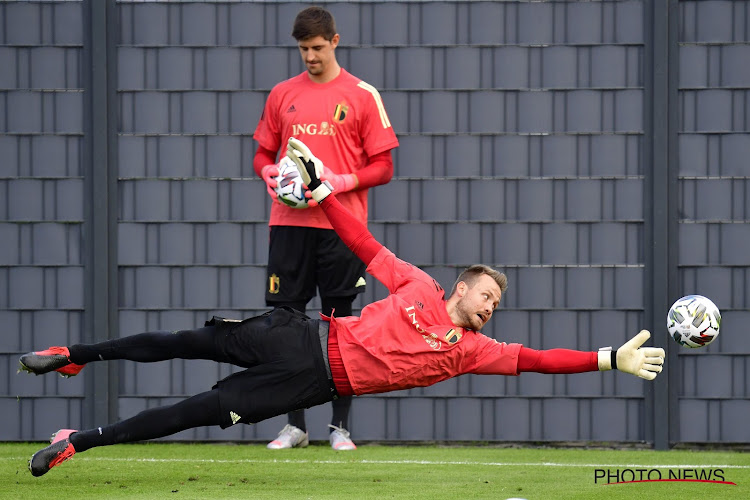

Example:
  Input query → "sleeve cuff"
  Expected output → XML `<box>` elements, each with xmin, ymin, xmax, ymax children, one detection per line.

<box><xmin>598</xmin><ymin>347</ymin><xmax>613</xmax><ymax>371</ymax></box>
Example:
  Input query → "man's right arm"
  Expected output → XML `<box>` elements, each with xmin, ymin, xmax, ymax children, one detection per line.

<box><xmin>253</xmin><ymin>145</ymin><xmax>280</xmax><ymax>201</ymax></box>
<box><xmin>319</xmin><ymin>195</ymin><xmax>382</xmax><ymax>266</ymax></box>
<box><xmin>253</xmin><ymin>145</ymin><xmax>277</xmax><ymax>178</ymax></box>
<box><xmin>286</xmin><ymin>137</ymin><xmax>383</xmax><ymax>266</ymax></box>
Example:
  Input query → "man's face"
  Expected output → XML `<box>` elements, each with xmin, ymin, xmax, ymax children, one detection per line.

<box><xmin>454</xmin><ymin>274</ymin><xmax>502</xmax><ymax>331</ymax></box>
<box><xmin>297</xmin><ymin>34</ymin><xmax>339</xmax><ymax>78</ymax></box>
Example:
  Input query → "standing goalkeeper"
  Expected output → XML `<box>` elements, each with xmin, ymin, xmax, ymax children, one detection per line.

<box><xmin>253</xmin><ymin>5</ymin><xmax>399</xmax><ymax>451</ymax></box>
<box><xmin>21</xmin><ymin>137</ymin><xmax>665</xmax><ymax>478</ymax></box>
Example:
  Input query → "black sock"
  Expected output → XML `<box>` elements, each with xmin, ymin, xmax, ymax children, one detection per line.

<box><xmin>69</xmin><ymin>390</ymin><xmax>222</xmax><ymax>453</ymax></box>
<box><xmin>330</xmin><ymin>396</ymin><xmax>352</xmax><ymax>431</ymax></box>
<box><xmin>287</xmin><ymin>409</ymin><xmax>307</xmax><ymax>433</ymax></box>
<box><xmin>322</xmin><ymin>296</ymin><xmax>354</xmax><ymax>432</ymax></box>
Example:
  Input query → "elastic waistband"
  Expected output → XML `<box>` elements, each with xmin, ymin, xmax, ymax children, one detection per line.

<box><xmin>325</xmin><ymin>321</ymin><xmax>355</xmax><ymax>397</ymax></box>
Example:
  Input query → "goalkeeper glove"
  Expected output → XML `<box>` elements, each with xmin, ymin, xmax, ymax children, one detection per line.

<box><xmin>260</xmin><ymin>164</ymin><xmax>279</xmax><ymax>201</ymax></box>
<box><xmin>286</xmin><ymin>137</ymin><xmax>332</xmax><ymax>204</ymax></box>
<box><xmin>598</xmin><ymin>330</ymin><xmax>665</xmax><ymax>380</ymax></box>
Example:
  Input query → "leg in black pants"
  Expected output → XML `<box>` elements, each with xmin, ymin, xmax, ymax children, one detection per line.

<box><xmin>65</xmin><ymin>326</ymin><xmax>237</xmax><ymax>452</ymax></box>
<box><xmin>71</xmin><ymin>390</ymin><xmax>222</xmax><ymax>452</ymax></box>
<box><xmin>322</xmin><ymin>296</ymin><xmax>354</xmax><ymax>433</ymax></box>
<box><xmin>68</xmin><ymin>326</ymin><xmax>232</xmax><ymax>366</ymax></box>
<box><xmin>281</xmin><ymin>296</ymin><xmax>354</xmax><ymax>436</ymax></box>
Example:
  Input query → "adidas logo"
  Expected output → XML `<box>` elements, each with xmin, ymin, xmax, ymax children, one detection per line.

<box><xmin>230</xmin><ymin>411</ymin><xmax>241</xmax><ymax>425</ymax></box>
<box><xmin>355</xmin><ymin>277</ymin><xmax>366</xmax><ymax>287</ymax></box>
<box><xmin>287</xmin><ymin>105</ymin><xmax>296</xmax><ymax>113</ymax></box>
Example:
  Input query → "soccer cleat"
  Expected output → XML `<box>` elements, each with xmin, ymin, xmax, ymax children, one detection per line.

<box><xmin>50</xmin><ymin>429</ymin><xmax>76</xmax><ymax>444</ymax></box>
<box><xmin>29</xmin><ymin>429</ymin><xmax>77</xmax><ymax>477</ymax></box>
<box><xmin>266</xmin><ymin>424</ymin><xmax>309</xmax><ymax>449</ymax></box>
<box><xmin>328</xmin><ymin>424</ymin><xmax>357</xmax><ymax>451</ymax></box>
<box><xmin>18</xmin><ymin>346</ymin><xmax>85</xmax><ymax>377</ymax></box>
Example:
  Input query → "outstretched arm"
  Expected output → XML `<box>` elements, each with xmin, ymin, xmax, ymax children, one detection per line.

<box><xmin>286</xmin><ymin>137</ymin><xmax>383</xmax><ymax>266</ymax></box>
<box><xmin>319</xmin><ymin>196</ymin><xmax>383</xmax><ymax>266</ymax></box>
<box><xmin>517</xmin><ymin>330</ymin><xmax>665</xmax><ymax>380</ymax></box>
<box><xmin>517</xmin><ymin>347</ymin><xmax>598</xmax><ymax>374</ymax></box>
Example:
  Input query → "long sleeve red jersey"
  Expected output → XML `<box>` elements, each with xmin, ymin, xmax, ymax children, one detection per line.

<box><xmin>319</xmin><ymin>195</ymin><xmax>598</xmax><ymax>396</ymax></box>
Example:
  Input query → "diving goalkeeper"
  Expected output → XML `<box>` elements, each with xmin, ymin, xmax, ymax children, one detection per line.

<box><xmin>20</xmin><ymin>137</ymin><xmax>665</xmax><ymax>477</ymax></box>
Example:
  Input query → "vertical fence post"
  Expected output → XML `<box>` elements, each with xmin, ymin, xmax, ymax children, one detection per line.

<box><xmin>643</xmin><ymin>0</ymin><xmax>680</xmax><ymax>450</ymax></box>
<box><xmin>82</xmin><ymin>0</ymin><xmax>119</xmax><ymax>429</ymax></box>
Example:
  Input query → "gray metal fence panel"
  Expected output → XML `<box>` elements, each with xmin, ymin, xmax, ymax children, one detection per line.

<box><xmin>1</xmin><ymin>0</ymin><xmax>87</xmax><ymax>441</ymax></box>
<box><xmin>2</xmin><ymin>0</ymin><xmax>747</xmax><ymax>445</ymax></box>
<box><xmin>676</xmin><ymin>0</ymin><xmax>750</xmax><ymax>443</ymax></box>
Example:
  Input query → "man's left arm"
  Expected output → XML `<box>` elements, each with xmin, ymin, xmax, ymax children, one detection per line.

<box><xmin>470</xmin><ymin>331</ymin><xmax>664</xmax><ymax>380</ymax></box>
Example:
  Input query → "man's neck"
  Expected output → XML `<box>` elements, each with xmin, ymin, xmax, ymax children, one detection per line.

<box><xmin>445</xmin><ymin>299</ymin><xmax>461</xmax><ymax>327</ymax></box>
<box><xmin>308</xmin><ymin>63</ymin><xmax>341</xmax><ymax>84</ymax></box>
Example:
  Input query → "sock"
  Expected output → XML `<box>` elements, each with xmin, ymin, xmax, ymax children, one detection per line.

<box><xmin>287</xmin><ymin>410</ymin><xmax>307</xmax><ymax>433</ymax></box>
<box><xmin>330</xmin><ymin>396</ymin><xmax>352</xmax><ymax>431</ymax></box>
<box><xmin>69</xmin><ymin>390</ymin><xmax>221</xmax><ymax>452</ymax></box>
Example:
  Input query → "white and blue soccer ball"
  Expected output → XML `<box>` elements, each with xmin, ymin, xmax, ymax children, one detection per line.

<box><xmin>667</xmin><ymin>295</ymin><xmax>721</xmax><ymax>348</ymax></box>
<box><xmin>274</xmin><ymin>156</ymin><xmax>309</xmax><ymax>209</ymax></box>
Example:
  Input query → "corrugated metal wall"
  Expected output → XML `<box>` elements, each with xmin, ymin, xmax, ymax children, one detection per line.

<box><xmin>676</xmin><ymin>0</ymin><xmax>750</xmax><ymax>443</ymax></box>
<box><xmin>1</xmin><ymin>0</ymin><xmax>748</xmax><ymax>445</ymax></box>
<box><xmin>0</xmin><ymin>0</ymin><xmax>88</xmax><ymax>440</ymax></box>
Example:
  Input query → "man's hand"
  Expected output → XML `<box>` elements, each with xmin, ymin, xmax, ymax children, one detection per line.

<box><xmin>286</xmin><ymin>137</ymin><xmax>332</xmax><ymax>204</ymax></box>
<box><xmin>260</xmin><ymin>164</ymin><xmax>279</xmax><ymax>201</ymax></box>
<box><xmin>598</xmin><ymin>330</ymin><xmax>665</xmax><ymax>380</ymax></box>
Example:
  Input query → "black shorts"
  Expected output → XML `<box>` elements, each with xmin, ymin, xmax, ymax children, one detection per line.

<box><xmin>207</xmin><ymin>308</ymin><xmax>336</xmax><ymax>428</ymax></box>
<box><xmin>265</xmin><ymin>225</ymin><xmax>367</xmax><ymax>305</ymax></box>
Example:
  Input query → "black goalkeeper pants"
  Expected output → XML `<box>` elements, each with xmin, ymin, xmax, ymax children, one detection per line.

<box><xmin>67</xmin><ymin>308</ymin><xmax>336</xmax><ymax>452</ymax></box>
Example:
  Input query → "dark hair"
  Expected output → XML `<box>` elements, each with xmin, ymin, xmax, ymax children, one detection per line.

<box><xmin>292</xmin><ymin>6</ymin><xmax>337</xmax><ymax>41</ymax></box>
<box><xmin>449</xmin><ymin>264</ymin><xmax>508</xmax><ymax>297</ymax></box>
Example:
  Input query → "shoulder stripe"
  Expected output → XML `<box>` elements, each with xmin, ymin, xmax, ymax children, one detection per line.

<box><xmin>357</xmin><ymin>81</ymin><xmax>391</xmax><ymax>129</ymax></box>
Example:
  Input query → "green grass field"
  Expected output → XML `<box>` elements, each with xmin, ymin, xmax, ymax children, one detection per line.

<box><xmin>3</xmin><ymin>442</ymin><xmax>748</xmax><ymax>499</ymax></box>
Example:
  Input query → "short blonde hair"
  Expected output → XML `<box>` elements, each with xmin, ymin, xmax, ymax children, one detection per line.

<box><xmin>449</xmin><ymin>264</ymin><xmax>508</xmax><ymax>297</ymax></box>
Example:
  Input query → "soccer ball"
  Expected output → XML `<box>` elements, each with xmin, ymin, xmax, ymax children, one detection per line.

<box><xmin>274</xmin><ymin>156</ymin><xmax>308</xmax><ymax>209</ymax></box>
<box><xmin>667</xmin><ymin>295</ymin><xmax>721</xmax><ymax>348</ymax></box>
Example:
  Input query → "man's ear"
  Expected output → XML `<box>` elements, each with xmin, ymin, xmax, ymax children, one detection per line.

<box><xmin>456</xmin><ymin>281</ymin><xmax>467</xmax><ymax>297</ymax></box>
<box><xmin>331</xmin><ymin>33</ymin><xmax>340</xmax><ymax>48</ymax></box>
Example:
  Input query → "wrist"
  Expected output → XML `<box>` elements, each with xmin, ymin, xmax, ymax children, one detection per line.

<box><xmin>329</xmin><ymin>173</ymin><xmax>358</xmax><ymax>193</ymax></box>
<box><xmin>598</xmin><ymin>347</ymin><xmax>613</xmax><ymax>371</ymax></box>
<box><xmin>310</xmin><ymin>181</ymin><xmax>333</xmax><ymax>203</ymax></box>
<box><xmin>342</xmin><ymin>173</ymin><xmax>358</xmax><ymax>191</ymax></box>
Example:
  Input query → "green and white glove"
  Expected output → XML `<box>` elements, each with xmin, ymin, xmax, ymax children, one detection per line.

<box><xmin>286</xmin><ymin>137</ymin><xmax>332</xmax><ymax>204</ymax></box>
<box><xmin>598</xmin><ymin>330</ymin><xmax>665</xmax><ymax>380</ymax></box>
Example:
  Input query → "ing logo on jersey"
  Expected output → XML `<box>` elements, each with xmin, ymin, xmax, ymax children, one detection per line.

<box><xmin>333</xmin><ymin>102</ymin><xmax>349</xmax><ymax>123</ymax></box>
<box><xmin>291</xmin><ymin>122</ymin><xmax>337</xmax><ymax>136</ymax></box>
<box><xmin>422</xmin><ymin>334</ymin><xmax>442</xmax><ymax>351</ymax></box>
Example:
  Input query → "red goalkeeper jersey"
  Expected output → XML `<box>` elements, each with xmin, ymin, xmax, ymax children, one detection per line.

<box><xmin>254</xmin><ymin>69</ymin><xmax>399</xmax><ymax>229</ymax></box>
<box><xmin>331</xmin><ymin>248</ymin><xmax>524</xmax><ymax>395</ymax></box>
<box><xmin>318</xmin><ymin>195</ymin><xmax>599</xmax><ymax>396</ymax></box>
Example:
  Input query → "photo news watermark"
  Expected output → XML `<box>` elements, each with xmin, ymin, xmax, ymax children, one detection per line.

<box><xmin>594</xmin><ymin>467</ymin><xmax>737</xmax><ymax>486</ymax></box>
